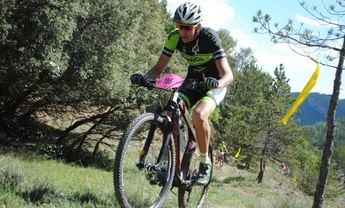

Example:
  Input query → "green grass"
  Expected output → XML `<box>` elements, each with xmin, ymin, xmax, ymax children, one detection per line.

<box><xmin>0</xmin><ymin>154</ymin><xmax>344</xmax><ymax>208</ymax></box>
<box><xmin>0</xmin><ymin>154</ymin><xmax>116</xmax><ymax>208</ymax></box>
<box><xmin>207</xmin><ymin>167</ymin><xmax>311</xmax><ymax>208</ymax></box>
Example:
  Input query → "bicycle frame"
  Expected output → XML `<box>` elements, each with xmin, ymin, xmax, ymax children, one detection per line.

<box><xmin>138</xmin><ymin>85</ymin><xmax>198</xmax><ymax>185</ymax></box>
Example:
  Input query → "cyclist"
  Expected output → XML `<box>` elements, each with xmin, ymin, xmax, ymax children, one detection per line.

<box><xmin>280</xmin><ymin>163</ymin><xmax>290</xmax><ymax>176</ymax></box>
<box><xmin>130</xmin><ymin>2</ymin><xmax>234</xmax><ymax>185</ymax></box>
<box><xmin>217</xmin><ymin>141</ymin><xmax>228</xmax><ymax>164</ymax></box>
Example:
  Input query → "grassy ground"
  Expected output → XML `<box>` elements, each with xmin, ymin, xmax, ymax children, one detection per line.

<box><xmin>1</xmin><ymin>152</ymin><xmax>344</xmax><ymax>208</ymax></box>
<box><xmin>0</xmin><ymin>154</ymin><xmax>115</xmax><ymax>208</ymax></box>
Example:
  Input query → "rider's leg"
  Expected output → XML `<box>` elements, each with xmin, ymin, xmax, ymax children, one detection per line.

<box><xmin>192</xmin><ymin>99</ymin><xmax>215</xmax><ymax>157</ymax></box>
<box><xmin>192</xmin><ymin>99</ymin><xmax>216</xmax><ymax>185</ymax></box>
<box><xmin>179</xmin><ymin>87</ymin><xmax>226</xmax><ymax>184</ymax></box>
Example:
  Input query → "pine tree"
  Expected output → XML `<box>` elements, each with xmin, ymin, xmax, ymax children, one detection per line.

<box><xmin>253</xmin><ymin>1</ymin><xmax>344</xmax><ymax>206</ymax></box>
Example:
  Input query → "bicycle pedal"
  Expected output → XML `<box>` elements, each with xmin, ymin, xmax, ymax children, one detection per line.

<box><xmin>182</xmin><ymin>179</ymin><xmax>192</xmax><ymax>186</ymax></box>
<box><xmin>136</xmin><ymin>162</ymin><xmax>144</xmax><ymax>170</ymax></box>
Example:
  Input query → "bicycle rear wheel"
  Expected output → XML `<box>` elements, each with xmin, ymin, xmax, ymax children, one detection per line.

<box><xmin>114</xmin><ymin>113</ymin><xmax>175</xmax><ymax>208</ymax></box>
<box><xmin>178</xmin><ymin>144</ymin><xmax>213</xmax><ymax>208</ymax></box>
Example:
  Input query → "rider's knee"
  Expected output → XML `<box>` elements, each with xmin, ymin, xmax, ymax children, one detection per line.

<box><xmin>192</xmin><ymin>109</ymin><xmax>209</xmax><ymax>124</ymax></box>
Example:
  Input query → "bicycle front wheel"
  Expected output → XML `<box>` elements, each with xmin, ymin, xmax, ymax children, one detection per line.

<box><xmin>178</xmin><ymin>144</ymin><xmax>213</xmax><ymax>208</ymax></box>
<box><xmin>114</xmin><ymin>113</ymin><xmax>175</xmax><ymax>208</ymax></box>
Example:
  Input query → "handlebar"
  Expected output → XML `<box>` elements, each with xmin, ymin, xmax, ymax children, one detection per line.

<box><xmin>142</xmin><ymin>78</ymin><xmax>206</xmax><ymax>91</ymax></box>
<box><xmin>179</xmin><ymin>79</ymin><xmax>206</xmax><ymax>91</ymax></box>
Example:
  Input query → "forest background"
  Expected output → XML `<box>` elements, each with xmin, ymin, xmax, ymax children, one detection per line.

<box><xmin>0</xmin><ymin>0</ymin><xmax>344</xmax><ymax>207</ymax></box>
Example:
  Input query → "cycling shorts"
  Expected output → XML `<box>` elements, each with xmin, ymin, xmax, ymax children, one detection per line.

<box><xmin>179</xmin><ymin>87</ymin><xmax>227</xmax><ymax>111</ymax></box>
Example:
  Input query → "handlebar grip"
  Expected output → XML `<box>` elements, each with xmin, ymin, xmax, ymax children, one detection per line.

<box><xmin>140</xmin><ymin>78</ymin><xmax>155</xmax><ymax>89</ymax></box>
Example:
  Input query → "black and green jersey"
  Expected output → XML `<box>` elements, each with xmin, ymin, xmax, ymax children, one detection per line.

<box><xmin>162</xmin><ymin>27</ymin><xmax>226</xmax><ymax>80</ymax></box>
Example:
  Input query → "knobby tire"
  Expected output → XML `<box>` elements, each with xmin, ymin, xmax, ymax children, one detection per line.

<box><xmin>114</xmin><ymin>113</ymin><xmax>175</xmax><ymax>208</ymax></box>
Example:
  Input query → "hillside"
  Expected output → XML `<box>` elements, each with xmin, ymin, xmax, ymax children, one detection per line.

<box><xmin>291</xmin><ymin>92</ymin><xmax>345</xmax><ymax>125</ymax></box>
<box><xmin>1</xmin><ymin>153</ymin><xmax>344</xmax><ymax>208</ymax></box>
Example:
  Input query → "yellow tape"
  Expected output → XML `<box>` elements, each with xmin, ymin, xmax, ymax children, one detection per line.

<box><xmin>281</xmin><ymin>63</ymin><xmax>320</xmax><ymax>125</ymax></box>
<box><xmin>235</xmin><ymin>147</ymin><xmax>241</xmax><ymax>158</ymax></box>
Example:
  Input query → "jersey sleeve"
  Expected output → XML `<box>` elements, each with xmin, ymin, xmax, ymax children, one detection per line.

<box><xmin>202</xmin><ymin>28</ymin><xmax>226</xmax><ymax>60</ymax></box>
<box><xmin>162</xmin><ymin>29</ymin><xmax>180</xmax><ymax>57</ymax></box>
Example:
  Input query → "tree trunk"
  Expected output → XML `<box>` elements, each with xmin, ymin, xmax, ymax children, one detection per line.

<box><xmin>56</xmin><ymin>108</ymin><xmax>113</xmax><ymax>145</ymax></box>
<box><xmin>91</xmin><ymin>128</ymin><xmax>113</xmax><ymax>161</ymax></box>
<box><xmin>76</xmin><ymin>116</ymin><xmax>104</xmax><ymax>152</ymax></box>
<box><xmin>256</xmin><ymin>158</ymin><xmax>266</xmax><ymax>183</ymax></box>
<box><xmin>257</xmin><ymin>133</ymin><xmax>269</xmax><ymax>183</ymax></box>
<box><xmin>313</xmin><ymin>36</ymin><xmax>345</xmax><ymax>208</ymax></box>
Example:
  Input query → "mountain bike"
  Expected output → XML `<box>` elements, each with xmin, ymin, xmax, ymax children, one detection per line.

<box><xmin>113</xmin><ymin>73</ymin><xmax>213</xmax><ymax>208</ymax></box>
<box><xmin>214</xmin><ymin>150</ymin><xmax>226</xmax><ymax>168</ymax></box>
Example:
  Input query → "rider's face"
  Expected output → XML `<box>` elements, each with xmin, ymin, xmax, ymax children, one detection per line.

<box><xmin>176</xmin><ymin>23</ymin><xmax>201</xmax><ymax>43</ymax></box>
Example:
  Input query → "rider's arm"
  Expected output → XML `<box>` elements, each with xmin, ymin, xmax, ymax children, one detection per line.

<box><xmin>203</xmin><ymin>28</ymin><xmax>234</xmax><ymax>88</ymax></box>
<box><xmin>215</xmin><ymin>57</ymin><xmax>234</xmax><ymax>88</ymax></box>
<box><xmin>144</xmin><ymin>53</ymin><xmax>171</xmax><ymax>80</ymax></box>
<box><xmin>144</xmin><ymin>30</ymin><xmax>178</xmax><ymax>80</ymax></box>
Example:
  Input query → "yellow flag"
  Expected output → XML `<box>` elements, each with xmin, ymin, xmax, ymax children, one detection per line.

<box><xmin>281</xmin><ymin>63</ymin><xmax>320</xmax><ymax>125</ymax></box>
<box><xmin>234</xmin><ymin>147</ymin><xmax>241</xmax><ymax>158</ymax></box>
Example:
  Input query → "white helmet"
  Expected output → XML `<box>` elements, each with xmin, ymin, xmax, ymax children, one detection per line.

<box><xmin>174</xmin><ymin>2</ymin><xmax>202</xmax><ymax>25</ymax></box>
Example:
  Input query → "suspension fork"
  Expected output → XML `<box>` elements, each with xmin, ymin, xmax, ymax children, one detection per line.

<box><xmin>155</xmin><ymin>120</ymin><xmax>173</xmax><ymax>170</ymax></box>
<box><xmin>137</xmin><ymin>114</ymin><xmax>170</xmax><ymax>170</ymax></box>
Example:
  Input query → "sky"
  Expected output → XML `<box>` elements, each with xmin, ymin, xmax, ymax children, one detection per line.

<box><xmin>166</xmin><ymin>0</ymin><xmax>345</xmax><ymax>99</ymax></box>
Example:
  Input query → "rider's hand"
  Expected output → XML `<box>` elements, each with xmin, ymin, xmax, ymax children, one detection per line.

<box><xmin>141</xmin><ymin>78</ymin><xmax>154</xmax><ymax>90</ymax></box>
<box><xmin>130</xmin><ymin>73</ymin><xmax>154</xmax><ymax>89</ymax></box>
<box><xmin>204</xmin><ymin>77</ymin><xmax>219</xmax><ymax>90</ymax></box>
<box><xmin>130</xmin><ymin>73</ymin><xmax>144</xmax><ymax>85</ymax></box>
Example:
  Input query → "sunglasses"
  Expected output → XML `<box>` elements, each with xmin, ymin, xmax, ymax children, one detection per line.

<box><xmin>176</xmin><ymin>24</ymin><xmax>197</xmax><ymax>31</ymax></box>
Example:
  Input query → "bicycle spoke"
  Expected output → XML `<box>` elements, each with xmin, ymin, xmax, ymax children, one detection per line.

<box><xmin>114</xmin><ymin>113</ymin><xmax>176</xmax><ymax>208</ymax></box>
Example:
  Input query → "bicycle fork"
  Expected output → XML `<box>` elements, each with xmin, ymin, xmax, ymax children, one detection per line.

<box><xmin>136</xmin><ymin>116</ymin><xmax>173</xmax><ymax>185</ymax></box>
